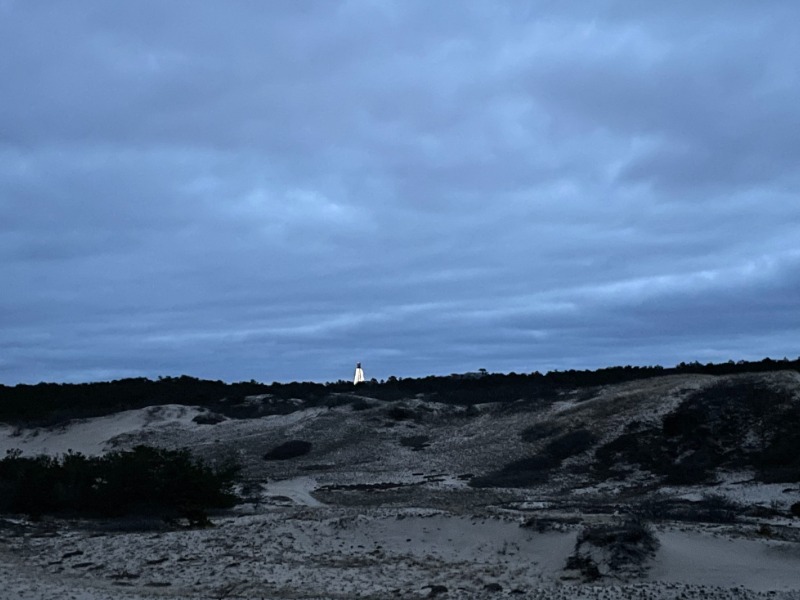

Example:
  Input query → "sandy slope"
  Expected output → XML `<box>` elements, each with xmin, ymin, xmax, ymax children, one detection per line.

<box><xmin>1</xmin><ymin>509</ymin><xmax>799</xmax><ymax>599</ymax></box>
<box><xmin>649</xmin><ymin>529</ymin><xmax>800</xmax><ymax>591</ymax></box>
<box><xmin>0</xmin><ymin>405</ymin><xmax>206</xmax><ymax>457</ymax></box>
<box><xmin>1</xmin><ymin>372</ymin><xmax>799</xmax><ymax>598</ymax></box>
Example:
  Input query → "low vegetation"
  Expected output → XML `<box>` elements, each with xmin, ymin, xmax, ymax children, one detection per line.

<box><xmin>263</xmin><ymin>440</ymin><xmax>312</xmax><ymax>460</ymax></box>
<box><xmin>594</xmin><ymin>378</ymin><xmax>800</xmax><ymax>484</ymax></box>
<box><xmin>385</xmin><ymin>405</ymin><xmax>417</xmax><ymax>422</ymax></box>
<box><xmin>470</xmin><ymin>454</ymin><xmax>560</xmax><ymax>488</ymax></box>
<box><xmin>399</xmin><ymin>435</ymin><xmax>431</xmax><ymax>451</ymax></box>
<box><xmin>470</xmin><ymin>428</ymin><xmax>596</xmax><ymax>488</ymax></box>
<box><xmin>0</xmin><ymin>445</ymin><xmax>239</xmax><ymax>523</ymax></box>
<box><xmin>543</xmin><ymin>429</ymin><xmax>597</xmax><ymax>460</ymax></box>
<box><xmin>520</xmin><ymin>422</ymin><xmax>562</xmax><ymax>443</ymax></box>
<box><xmin>566</xmin><ymin>517</ymin><xmax>660</xmax><ymax>581</ymax></box>
<box><xmin>636</xmin><ymin>494</ymin><xmax>741</xmax><ymax>524</ymax></box>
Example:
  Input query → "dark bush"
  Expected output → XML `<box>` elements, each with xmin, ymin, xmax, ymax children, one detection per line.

<box><xmin>0</xmin><ymin>446</ymin><xmax>238</xmax><ymax>522</ymax></box>
<box><xmin>594</xmin><ymin>379</ymin><xmax>800</xmax><ymax>485</ymax></box>
<box><xmin>789</xmin><ymin>502</ymin><xmax>800</xmax><ymax>518</ymax></box>
<box><xmin>521</xmin><ymin>516</ymin><xmax>580</xmax><ymax>532</ymax></box>
<box><xmin>263</xmin><ymin>440</ymin><xmax>312</xmax><ymax>460</ymax></box>
<box><xmin>664</xmin><ymin>380</ymin><xmax>799</xmax><ymax>482</ymax></box>
<box><xmin>502</xmin><ymin>455</ymin><xmax>560</xmax><ymax>472</ymax></box>
<box><xmin>567</xmin><ymin>517</ymin><xmax>659</xmax><ymax>579</ymax></box>
<box><xmin>544</xmin><ymin>429</ymin><xmax>597</xmax><ymax>460</ymax></box>
<box><xmin>595</xmin><ymin>430</ymin><xmax>661</xmax><ymax>469</ymax></box>
<box><xmin>425</xmin><ymin>584</ymin><xmax>448</xmax><ymax>597</ymax></box>
<box><xmin>578</xmin><ymin>518</ymin><xmax>657</xmax><ymax>549</ymax></box>
<box><xmin>756</xmin><ymin>405</ymin><xmax>800</xmax><ymax>482</ymax></box>
<box><xmin>469</xmin><ymin>454</ymin><xmax>559</xmax><ymax>488</ymax></box>
<box><xmin>321</xmin><ymin>395</ymin><xmax>352</xmax><ymax>409</ymax></box>
<box><xmin>192</xmin><ymin>412</ymin><xmax>226</xmax><ymax>425</ymax></box>
<box><xmin>399</xmin><ymin>435</ymin><xmax>430</xmax><ymax>451</ymax></box>
<box><xmin>520</xmin><ymin>422</ymin><xmax>562</xmax><ymax>443</ymax></box>
<box><xmin>386</xmin><ymin>406</ymin><xmax>415</xmax><ymax>421</ymax></box>
<box><xmin>758</xmin><ymin>466</ymin><xmax>800</xmax><ymax>483</ymax></box>
<box><xmin>663</xmin><ymin>448</ymin><xmax>718</xmax><ymax>485</ymax></box>
<box><xmin>662</xmin><ymin>410</ymin><xmax>699</xmax><ymax>438</ymax></box>
<box><xmin>471</xmin><ymin>429</ymin><xmax>596</xmax><ymax>489</ymax></box>
<box><xmin>565</xmin><ymin>553</ymin><xmax>602</xmax><ymax>581</ymax></box>
<box><xmin>696</xmin><ymin>494</ymin><xmax>741</xmax><ymax>522</ymax></box>
<box><xmin>636</xmin><ymin>494</ymin><xmax>739</xmax><ymax>524</ymax></box>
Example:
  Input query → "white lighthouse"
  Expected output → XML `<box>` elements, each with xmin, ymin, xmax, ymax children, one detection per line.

<box><xmin>353</xmin><ymin>362</ymin><xmax>365</xmax><ymax>385</ymax></box>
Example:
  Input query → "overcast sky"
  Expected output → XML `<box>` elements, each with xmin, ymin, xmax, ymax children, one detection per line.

<box><xmin>2</xmin><ymin>1</ymin><xmax>799</xmax><ymax>385</ymax></box>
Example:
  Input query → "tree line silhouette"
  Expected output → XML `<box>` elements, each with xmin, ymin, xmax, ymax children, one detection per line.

<box><xmin>1</xmin><ymin>357</ymin><xmax>797</xmax><ymax>426</ymax></box>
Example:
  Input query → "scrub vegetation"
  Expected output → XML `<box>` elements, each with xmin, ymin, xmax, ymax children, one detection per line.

<box><xmin>566</xmin><ymin>517</ymin><xmax>660</xmax><ymax>580</ymax></box>
<box><xmin>0</xmin><ymin>445</ymin><xmax>238</xmax><ymax>523</ymax></box>
<box><xmin>595</xmin><ymin>379</ymin><xmax>800</xmax><ymax>484</ymax></box>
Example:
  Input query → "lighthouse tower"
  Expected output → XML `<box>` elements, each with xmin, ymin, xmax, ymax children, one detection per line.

<box><xmin>353</xmin><ymin>362</ymin><xmax>365</xmax><ymax>385</ymax></box>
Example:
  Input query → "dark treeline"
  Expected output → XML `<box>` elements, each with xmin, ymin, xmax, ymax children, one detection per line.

<box><xmin>1</xmin><ymin>357</ymin><xmax>798</xmax><ymax>426</ymax></box>
<box><xmin>0</xmin><ymin>377</ymin><xmax>276</xmax><ymax>425</ymax></box>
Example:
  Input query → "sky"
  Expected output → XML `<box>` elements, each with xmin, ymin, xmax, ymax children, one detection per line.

<box><xmin>1</xmin><ymin>1</ymin><xmax>799</xmax><ymax>385</ymax></box>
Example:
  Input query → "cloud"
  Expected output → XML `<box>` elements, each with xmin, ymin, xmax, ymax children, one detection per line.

<box><xmin>1</xmin><ymin>1</ymin><xmax>798</xmax><ymax>383</ymax></box>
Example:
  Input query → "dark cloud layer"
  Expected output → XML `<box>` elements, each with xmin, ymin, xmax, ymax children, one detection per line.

<box><xmin>1</xmin><ymin>1</ymin><xmax>798</xmax><ymax>384</ymax></box>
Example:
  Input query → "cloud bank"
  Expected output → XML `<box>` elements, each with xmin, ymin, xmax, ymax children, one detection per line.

<box><xmin>1</xmin><ymin>1</ymin><xmax>798</xmax><ymax>383</ymax></box>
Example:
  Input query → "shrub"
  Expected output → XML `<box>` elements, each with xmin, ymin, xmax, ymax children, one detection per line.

<box><xmin>386</xmin><ymin>406</ymin><xmax>415</xmax><ymax>421</ymax></box>
<box><xmin>520</xmin><ymin>422</ymin><xmax>562</xmax><ymax>443</ymax></box>
<box><xmin>469</xmin><ymin>454</ymin><xmax>559</xmax><ymax>488</ymax></box>
<box><xmin>594</xmin><ymin>430</ymin><xmax>663</xmax><ymax>473</ymax></box>
<box><xmin>321</xmin><ymin>395</ymin><xmax>352</xmax><ymax>409</ymax></box>
<box><xmin>544</xmin><ymin>429</ymin><xmax>597</xmax><ymax>460</ymax></box>
<box><xmin>192</xmin><ymin>412</ymin><xmax>226</xmax><ymax>425</ymax></box>
<box><xmin>663</xmin><ymin>448</ymin><xmax>718</xmax><ymax>485</ymax></box>
<box><xmin>635</xmin><ymin>494</ymin><xmax>739</xmax><ymax>524</ymax></box>
<box><xmin>578</xmin><ymin>518</ymin><xmax>657</xmax><ymax>550</ymax></box>
<box><xmin>565</xmin><ymin>553</ymin><xmax>601</xmax><ymax>581</ymax></box>
<box><xmin>594</xmin><ymin>378</ymin><xmax>800</xmax><ymax>485</ymax></box>
<box><xmin>471</xmin><ymin>429</ymin><xmax>596</xmax><ymax>489</ymax></box>
<box><xmin>521</xmin><ymin>516</ymin><xmax>580</xmax><ymax>532</ymax></box>
<box><xmin>567</xmin><ymin>517</ymin><xmax>659</xmax><ymax>580</ymax></box>
<box><xmin>0</xmin><ymin>446</ymin><xmax>238</xmax><ymax>522</ymax></box>
<box><xmin>263</xmin><ymin>440</ymin><xmax>312</xmax><ymax>460</ymax></box>
<box><xmin>399</xmin><ymin>435</ymin><xmax>430</xmax><ymax>451</ymax></box>
<box><xmin>757</xmin><ymin>407</ymin><xmax>800</xmax><ymax>482</ymax></box>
